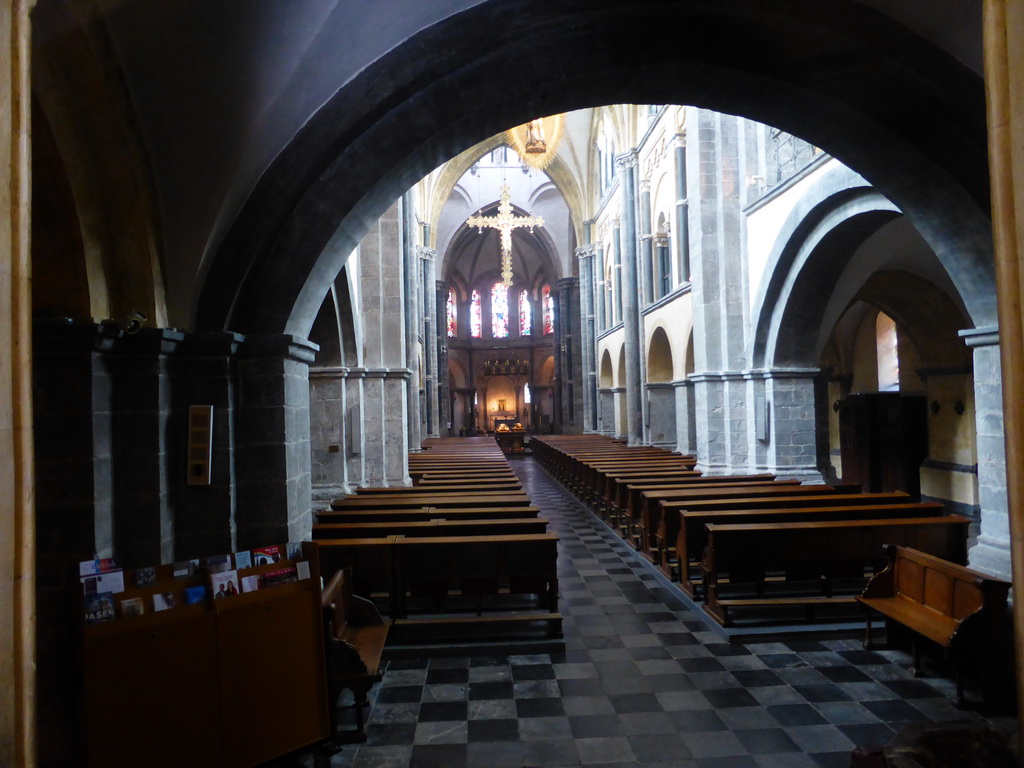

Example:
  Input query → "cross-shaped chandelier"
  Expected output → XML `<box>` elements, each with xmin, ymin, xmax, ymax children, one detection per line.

<box><xmin>467</xmin><ymin>185</ymin><xmax>544</xmax><ymax>287</ymax></box>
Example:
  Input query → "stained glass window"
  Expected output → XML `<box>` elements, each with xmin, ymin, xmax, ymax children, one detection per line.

<box><xmin>446</xmin><ymin>289</ymin><xmax>457</xmax><ymax>337</ymax></box>
<box><xmin>470</xmin><ymin>290</ymin><xmax>482</xmax><ymax>338</ymax></box>
<box><xmin>543</xmin><ymin>284</ymin><xmax>554</xmax><ymax>335</ymax></box>
<box><xmin>491</xmin><ymin>282</ymin><xmax>509</xmax><ymax>338</ymax></box>
<box><xmin>519</xmin><ymin>290</ymin><xmax>531</xmax><ymax>336</ymax></box>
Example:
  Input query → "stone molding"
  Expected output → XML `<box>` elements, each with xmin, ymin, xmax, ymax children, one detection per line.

<box><xmin>958</xmin><ymin>325</ymin><xmax>999</xmax><ymax>348</ymax></box>
<box><xmin>240</xmin><ymin>333</ymin><xmax>319</xmax><ymax>363</ymax></box>
<box><xmin>644</xmin><ymin>381</ymin><xmax>675</xmax><ymax>391</ymax></box>
<box><xmin>363</xmin><ymin>367</ymin><xmax>413</xmax><ymax>380</ymax></box>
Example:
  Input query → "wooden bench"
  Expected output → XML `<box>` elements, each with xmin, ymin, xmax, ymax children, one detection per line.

<box><xmin>700</xmin><ymin>515</ymin><xmax>970</xmax><ymax>626</ymax></box>
<box><xmin>858</xmin><ymin>545</ymin><xmax>1010</xmax><ymax>706</ymax></box>
<box><xmin>329</xmin><ymin>492</ymin><xmax>531</xmax><ymax>511</ymax></box>
<box><xmin>316</xmin><ymin>506</ymin><xmax>542</xmax><ymax>524</ymax></box>
<box><xmin>313</xmin><ymin>517</ymin><xmax>549</xmax><ymax>540</ymax></box>
<box><xmin>664</xmin><ymin>500</ymin><xmax>944</xmax><ymax>597</ymax></box>
<box><xmin>321</xmin><ymin>568</ymin><xmax>390</xmax><ymax>743</ymax></box>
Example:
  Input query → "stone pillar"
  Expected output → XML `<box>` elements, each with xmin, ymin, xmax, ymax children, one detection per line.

<box><xmin>1</xmin><ymin>3</ymin><xmax>33</xmax><ymax>762</ymax></box>
<box><xmin>639</xmin><ymin>179</ymin><xmax>654</xmax><ymax>304</ymax></box>
<box><xmin>437</xmin><ymin>280</ymin><xmax>451</xmax><ymax>436</ymax></box>
<box><xmin>673</xmin><ymin>379</ymin><xmax>698</xmax><ymax>456</ymax></box>
<box><xmin>235</xmin><ymin>335</ymin><xmax>318</xmax><ymax>549</ymax></box>
<box><xmin>358</xmin><ymin>200</ymin><xmax>410</xmax><ymax>483</ymax></box>
<box><xmin>960</xmin><ymin>326</ymin><xmax>1011</xmax><ymax>579</ymax></box>
<box><xmin>617</xmin><ymin>151</ymin><xmax>644</xmax><ymax>444</ymax></box>
<box><xmin>32</xmin><ymin>322</ymin><xmax>114</xmax><ymax>765</ymax></box>
<box><xmin>345</xmin><ymin>367</ymin><xmax>367</xmax><ymax>486</ymax></box>
<box><xmin>174</xmin><ymin>331</ymin><xmax>242</xmax><ymax>559</ymax></box>
<box><xmin>557</xmin><ymin>277</ymin><xmax>581</xmax><ymax>431</ymax></box>
<box><xmin>674</xmin><ymin>130</ymin><xmax>691</xmax><ymax>283</ymax></box>
<box><xmin>982</xmin><ymin>2</ymin><xmax>1024</xmax><ymax>738</ymax></box>
<box><xmin>576</xmin><ymin>245</ymin><xmax>598</xmax><ymax>432</ymax></box>
<box><xmin>113</xmin><ymin>328</ymin><xmax>183</xmax><ymax>567</ymax></box>
<box><xmin>599</xmin><ymin>389</ymin><xmax>615</xmax><ymax>435</ymax></box>
<box><xmin>309</xmin><ymin>366</ymin><xmax>350</xmax><ymax>505</ymax></box>
<box><xmin>761</xmin><ymin>369</ymin><xmax>825</xmax><ymax>482</ymax></box>
<box><xmin>646</xmin><ymin>382</ymin><xmax>676</xmax><ymax>447</ymax></box>
<box><xmin>689</xmin><ymin>112</ymin><xmax>746</xmax><ymax>472</ymax></box>
<box><xmin>362</xmin><ymin>368</ymin><xmax>412</xmax><ymax>486</ymax></box>
<box><xmin>403</xmin><ymin>240</ymin><xmax>422</xmax><ymax>451</ymax></box>
<box><xmin>422</xmin><ymin>249</ymin><xmax>440</xmax><ymax>438</ymax></box>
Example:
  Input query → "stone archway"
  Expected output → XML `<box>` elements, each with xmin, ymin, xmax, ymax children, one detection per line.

<box><xmin>195</xmin><ymin>0</ymin><xmax>992</xmax><ymax>344</ymax></box>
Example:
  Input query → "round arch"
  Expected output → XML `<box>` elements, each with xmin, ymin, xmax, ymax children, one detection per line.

<box><xmin>196</xmin><ymin>0</ymin><xmax>991</xmax><ymax>342</ymax></box>
<box><xmin>646</xmin><ymin>326</ymin><xmax>675</xmax><ymax>383</ymax></box>
<box><xmin>599</xmin><ymin>349</ymin><xmax>614</xmax><ymax>388</ymax></box>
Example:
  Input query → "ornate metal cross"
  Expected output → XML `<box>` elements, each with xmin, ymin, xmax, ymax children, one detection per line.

<box><xmin>467</xmin><ymin>185</ymin><xmax>544</xmax><ymax>286</ymax></box>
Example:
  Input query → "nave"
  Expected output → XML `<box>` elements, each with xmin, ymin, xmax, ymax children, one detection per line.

<box><xmin>275</xmin><ymin>458</ymin><xmax>1013</xmax><ymax>768</ymax></box>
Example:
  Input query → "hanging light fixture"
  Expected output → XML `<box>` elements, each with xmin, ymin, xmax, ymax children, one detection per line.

<box><xmin>467</xmin><ymin>185</ymin><xmax>544</xmax><ymax>287</ymax></box>
<box><xmin>506</xmin><ymin>114</ymin><xmax>564</xmax><ymax>170</ymax></box>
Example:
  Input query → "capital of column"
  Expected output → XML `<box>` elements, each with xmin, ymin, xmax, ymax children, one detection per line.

<box><xmin>639</xmin><ymin>178</ymin><xmax>651</xmax><ymax>194</ymax></box>
<box><xmin>958</xmin><ymin>325</ymin><xmax>999</xmax><ymax>348</ymax></box>
<box><xmin>575</xmin><ymin>244</ymin><xmax>597</xmax><ymax>261</ymax></box>
<box><xmin>417</xmin><ymin>246</ymin><xmax>438</xmax><ymax>262</ymax></box>
<box><xmin>674</xmin><ymin>130</ymin><xmax>687</xmax><ymax>148</ymax></box>
<box><xmin>615</xmin><ymin>150</ymin><xmax>639</xmax><ymax>171</ymax></box>
<box><xmin>240</xmin><ymin>333</ymin><xmax>320</xmax><ymax>364</ymax></box>
<box><xmin>436</xmin><ymin>280</ymin><xmax>447</xmax><ymax>292</ymax></box>
<box><xmin>557</xmin><ymin>277</ymin><xmax>579</xmax><ymax>291</ymax></box>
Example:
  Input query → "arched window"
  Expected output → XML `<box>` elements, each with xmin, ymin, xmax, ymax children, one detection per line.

<box><xmin>446</xmin><ymin>288</ymin><xmax>457</xmax><ymax>337</ymax></box>
<box><xmin>470</xmin><ymin>290</ymin><xmax>482</xmax><ymax>338</ymax></box>
<box><xmin>519</xmin><ymin>289</ymin><xmax>532</xmax><ymax>336</ymax></box>
<box><xmin>491</xmin><ymin>282</ymin><xmax>509</xmax><ymax>338</ymax></box>
<box><xmin>543</xmin><ymin>284</ymin><xmax>554</xmax><ymax>335</ymax></box>
<box><xmin>524</xmin><ymin>383</ymin><xmax>531</xmax><ymax>404</ymax></box>
<box><xmin>876</xmin><ymin>311</ymin><xmax>900</xmax><ymax>391</ymax></box>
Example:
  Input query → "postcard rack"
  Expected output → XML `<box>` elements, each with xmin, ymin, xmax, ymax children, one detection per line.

<box><xmin>77</xmin><ymin>542</ymin><xmax>329</xmax><ymax>768</ymax></box>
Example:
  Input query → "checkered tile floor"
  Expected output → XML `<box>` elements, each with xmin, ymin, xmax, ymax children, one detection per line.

<box><xmin>270</xmin><ymin>458</ymin><xmax>1014</xmax><ymax>768</ymax></box>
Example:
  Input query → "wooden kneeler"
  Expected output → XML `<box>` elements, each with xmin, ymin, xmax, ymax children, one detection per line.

<box><xmin>321</xmin><ymin>568</ymin><xmax>390</xmax><ymax>743</ymax></box>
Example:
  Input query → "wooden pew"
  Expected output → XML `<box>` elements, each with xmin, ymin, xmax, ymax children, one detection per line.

<box><xmin>700</xmin><ymin>515</ymin><xmax>970</xmax><ymax>626</ymax></box>
<box><xmin>350</xmin><ymin>480</ymin><xmax>522</xmax><ymax>494</ymax></box>
<box><xmin>665</xmin><ymin>500</ymin><xmax>944</xmax><ymax>597</ymax></box>
<box><xmin>628</xmin><ymin>477</ymin><xmax>792</xmax><ymax>550</ymax></box>
<box><xmin>313</xmin><ymin>517</ymin><xmax>548</xmax><ymax>540</ymax></box>
<box><xmin>329</xmin><ymin>491</ymin><xmax>531</xmax><ymax>511</ymax></box>
<box><xmin>858</xmin><ymin>545</ymin><xmax>1010</xmax><ymax>706</ymax></box>
<box><xmin>321</xmin><ymin>568</ymin><xmax>389</xmax><ymax>742</ymax></box>
<box><xmin>316</xmin><ymin>506</ymin><xmax>542</xmax><ymax>524</ymax></box>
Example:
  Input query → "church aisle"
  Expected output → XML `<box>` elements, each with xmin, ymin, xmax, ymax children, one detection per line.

<box><xmin>328</xmin><ymin>458</ymin><xmax>1005</xmax><ymax>768</ymax></box>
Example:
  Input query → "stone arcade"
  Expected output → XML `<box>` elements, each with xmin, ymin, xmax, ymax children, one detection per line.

<box><xmin>5</xmin><ymin>2</ymin><xmax>1024</xmax><ymax>765</ymax></box>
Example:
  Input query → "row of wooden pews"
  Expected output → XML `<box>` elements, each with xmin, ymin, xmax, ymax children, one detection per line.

<box><xmin>314</xmin><ymin>437</ymin><xmax>561</xmax><ymax>643</ymax></box>
<box><xmin>531</xmin><ymin>435</ymin><xmax>970</xmax><ymax>628</ymax></box>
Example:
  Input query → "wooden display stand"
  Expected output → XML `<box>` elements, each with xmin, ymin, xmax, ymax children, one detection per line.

<box><xmin>77</xmin><ymin>542</ymin><xmax>329</xmax><ymax>768</ymax></box>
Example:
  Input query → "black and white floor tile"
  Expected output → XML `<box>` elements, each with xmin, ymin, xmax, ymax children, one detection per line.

<box><xmin>269</xmin><ymin>458</ymin><xmax>1014</xmax><ymax>768</ymax></box>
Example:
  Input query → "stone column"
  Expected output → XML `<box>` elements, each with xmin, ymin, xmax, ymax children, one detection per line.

<box><xmin>403</xmin><ymin>240</ymin><xmax>422</xmax><ymax>451</ymax></box>
<box><xmin>673</xmin><ymin>379</ymin><xmax>698</xmax><ymax>455</ymax></box>
<box><xmin>309</xmin><ymin>366</ymin><xmax>350</xmax><ymax>505</ymax></box>
<box><xmin>437</xmin><ymin>280</ymin><xmax>451</xmax><ymax>436</ymax></box>
<box><xmin>175</xmin><ymin>331</ymin><xmax>243</xmax><ymax>559</ymax></box>
<box><xmin>361</xmin><ymin>368</ymin><xmax>412</xmax><ymax>485</ymax></box>
<box><xmin>960</xmin><ymin>326</ymin><xmax>1011</xmax><ymax>579</ymax></box>
<box><xmin>674</xmin><ymin>130</ymin><xmax>691</xmax><ymax>283</ymax></box>
<box><xmin>235</xmin><ymin>334</ymin><xmax>318</xmax><ymax>549</ymax></box>
<box><xmin>617</xmin><ymin>151</ymin><xmax>644</xmax><ymax>444</ymax></box>
<box><xmin>113</xmin><ymin>328</ymin><xmax>184</xmax><ymax>567</ymax></box>
<box><xmin>639</xmin><ymin>179</ymin><xmax>654</xmax><ymax>304</ymax></box>
<box><xmin>761</xmin><ymin>368</ymin><xmax>825</xmax><ymax>482</ymax></box>
<box><xmin>646</xmin><ymin>382</ymin><xmax>676</xmax><ymax>447</ymax></box>
<box><xmin>422</xmin><ymin>248</ymin><xmax>440</xmax><ymax>438</ymax></box>
<box><xmin>1</xmin><ymin>2</ymin><xmax>33</xmax><ymax>762</ymax></box>
<box><xmin>345</xmin><ymin>367</ymin><xmax>367</xmax><ymax>486</ymax></box>
<box><xmin>557</xmin><ymin>277</ymin><xmax>581</xmax><ymax>431</ymax></box>
<box><xmin>576</xmin><ymin>245</ymin><xmax>598</xmax><ymax>432</ymax></box>
<box><xmin>982</xmin><ymin>1</ymin><xmax>1024</xmax><ymax>737</ymax></box>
